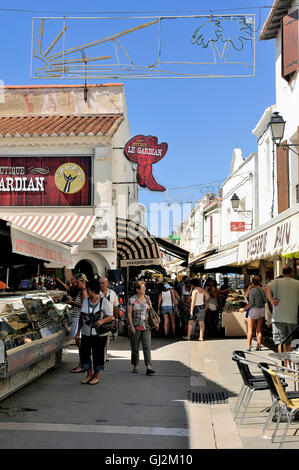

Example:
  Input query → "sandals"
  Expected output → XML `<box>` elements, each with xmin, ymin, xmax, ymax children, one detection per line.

<box><xmin>146</xmin><ymin>368</ymin><xmax>155</xmax><ymax>376</ymax></box>
<box><xmin>89</xmin><ymin>378</ymin><xmax>100</xmax><ymax>385</ymax></box>
<box><xmin>81</xmin><ymin>376</ymin><xmax>93</xmax><ymax>384</ymax></box>
<box><xmin>71</xmin><ymin>367</ymin><xmax>85</xmax><ymax>373</ymax></box>
<box><xmin>132</xmin><ymin>368</ymin><xmax>138</xmax><ymax>374</ymax></box>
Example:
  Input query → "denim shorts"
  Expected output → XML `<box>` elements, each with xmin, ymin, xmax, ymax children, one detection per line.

<box><xmin>161</xmin><ymin>306</ymin><xmax>174</xmax><ymax>315</ymax></box>
<box><xmin>188</xmin><ymin>305</ymin><xmax>206</xmax><ymax>321</ymax></box>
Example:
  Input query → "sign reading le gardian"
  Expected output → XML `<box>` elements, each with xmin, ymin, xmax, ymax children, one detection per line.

<box><xmin>124</xmin><ymin>135</ymin><xmax>168</xmax><ymax>192</ymax></box>
<box><xmin>0</xmin><ymin>156</ymin><xmax>91</xmax><ymax>207</ymax></box>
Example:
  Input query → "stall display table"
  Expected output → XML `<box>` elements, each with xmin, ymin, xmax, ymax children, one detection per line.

<box><xmin>221</xmin><ymin>290</ymin><xmax>248</xmax><ymax>337</ymax></box>
<box><xmin>0</xmin><ymin>290</ymin><xmax>71</xmax><ymax>401</ymax></box>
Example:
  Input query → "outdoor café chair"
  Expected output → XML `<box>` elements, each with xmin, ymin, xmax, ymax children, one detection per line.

<box><xmin>258</xmin><ymin>362</ymin><xmax>299</xmax><ymax>440</ymax></box>
<box><xmin>232</xmin><ymin>350</ymin><xmax>270</xmax><ymax>424</ymax></box>
<box><xmin>262</xmin><ymin>367</ymin><xmax>299</xmax><ymax>448</ymax></box>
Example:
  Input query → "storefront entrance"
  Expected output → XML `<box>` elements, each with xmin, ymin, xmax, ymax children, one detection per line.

<box><xmin>74</xmin><ymin>259</ymin><xmax>95</xmax><ymax>281</ymax></box>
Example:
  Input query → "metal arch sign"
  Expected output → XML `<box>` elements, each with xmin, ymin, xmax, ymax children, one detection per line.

<box><xmin>124</xmin><ymin>135</ymin><xmax>167</xmax><ymax>192</ymax></box>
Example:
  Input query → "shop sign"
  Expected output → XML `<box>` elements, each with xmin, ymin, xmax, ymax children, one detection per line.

<box><xmin>124</xmin><ymin>135</ymin><xmax>168</xmax><ymax>192</ymax></box>
<box><xmin>0</xmin><ymin>156</ymin><xmax>91</xmax><ymax>206</ymax></box>
<box><xmin>230</xmin><ymin>221</ymin><xmax>245</xmax><ymax>232</ymax></box>
<box><xmin>93</xmin><ymin>239</ymin><xmax>108</xmax><ymax>248</ymax></box>
<box><xmin>10</xmin><ymin>227</ymin><xmax>73</xmax><ymax>267</ymax></box>
<box><xmin>238</xmin><ymin>215</ymin><xmax>297</xmax><ymax>264</ymax></box>
<box><xmin>120</xmin><ymin>258</ymin><xmax>162</xmax><ymax>267</ymax></box>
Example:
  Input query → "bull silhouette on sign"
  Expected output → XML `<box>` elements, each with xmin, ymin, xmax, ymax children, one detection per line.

<box><xmin>124</xmin><ymin>135</ymin><xmax>167</xmax><ymax>192</ymax></box>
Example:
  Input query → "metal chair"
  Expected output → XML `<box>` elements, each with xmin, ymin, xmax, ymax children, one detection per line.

<box><xmin>232</xmin><ymin>351</ymin><xmax>269</xmax><ymax>424</ymax></box>
<box><xmin>263</xmin><ymin>367</ymin><xmax>299</xmax><ymax>448</ymax></box>
<box><xmin>258</xmin><ymin>362</ymin><xmax>299</xmax><ymax>440</ymax></box>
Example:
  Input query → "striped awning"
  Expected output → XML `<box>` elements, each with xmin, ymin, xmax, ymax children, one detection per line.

<box><xmin>0</xmin><ymin>215</ymin><xmax>96</xmax><ymax>244</ymax></box>
<box><xmin>116</xmin><ymin>218</ymin><xmax>162</xmax><ymax>267</ymax></box>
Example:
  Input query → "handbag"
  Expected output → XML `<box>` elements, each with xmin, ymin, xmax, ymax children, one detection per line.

<box><xmin>88</xmin><ymin>298</ymin><xmax>114</xmax><ymax>336</ymax></box>
<box><xmin>95</xmin><ymin>319</ymin><xmax>114</xmax><ymax>335</ymax></box>
<box><xmin>264</xmin><ymin>302</ymin><xmax>272</xmax><ymax>326</ymax></box>
<box><xmin>148</xmin><ymin>306</ymin><xmax>161</xmax><ymax>329</ymax></box>
<box><xmin>206</xmin><ymin>298</ymin><xmax>217</xmax><ymax>312</ymax></box>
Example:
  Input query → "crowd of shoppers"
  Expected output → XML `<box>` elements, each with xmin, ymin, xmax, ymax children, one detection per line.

<box><xmin>58</xmin><ymin>264</ymin><xmax>299</xmax><ymax>385</ymax></box>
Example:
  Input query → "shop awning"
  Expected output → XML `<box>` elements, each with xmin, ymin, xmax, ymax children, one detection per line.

<box><xmin>238</xmin><ymin>207</ymin><xmax>299</xmax><ymax>265</ymax></box>
<box><xmin>0</xmin><ymin>215</ymin><xmax>96</xmax><ymax>244</ymax></box>
<box><xmin>9</xmin><ymin>223</ymin><xmax>73</xmax><ymax>267</ymax></box>
<box><xmin>189</xmin><ymin>249</ymin><xmax>217</xmax><ymax>267</ymax></box>
<box><xmin>155</xmin><ymin>237</ymin><xmax>189</xmax><ymax>265</ymax></box>
<box><xmin>116</xmin><ymin>218</ymin><xmax>162</xmax><ymax>268</ymax></box>
<box><xmin>204</xmin><ymin>246</ymin><xmax>239</xmax><ymax>270</ymax></box>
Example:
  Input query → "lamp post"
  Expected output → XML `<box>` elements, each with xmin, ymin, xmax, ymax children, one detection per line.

<box><xmin>269</xmin><ymin>111</ymin><xmax>299</xmax><ymax>155</ymax></box>
<box><xmin>230</xmin><ymin>193</ymin><xmax>252</xmax><ymax>218</ymax></box>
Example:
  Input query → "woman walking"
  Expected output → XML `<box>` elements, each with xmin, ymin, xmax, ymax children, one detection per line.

<box><xmin>67</xmin><ymin>273</ymin><xmax>88</xmax><ymax>373</ymax></box>
<box><xmin>157</xmin><ymin>283</ymin><xmax>179</xmax><ymax>337</ymax></box>
<box><xmin>243</xmin><ymin>275</ymin><xmax>267</xmax><ymax>351</ymax></box>
<box><xmin>183</xmin><ymin>278</ymin><xmax>209</xmax><ymax>341</ymax></box>
<box><xmin>205</xmin><ymin>278</ymin><xmax>220</xmax><ymax>334</ymax></box>
<box><xmin>127</xmin><ymin>280</ymin><xmax>158</xmax><ymax>375</ymax></box>
<box><xmin>75</xmin><ymin>279</ymin><xmax>113</xmax><ymax>385</ymax></box>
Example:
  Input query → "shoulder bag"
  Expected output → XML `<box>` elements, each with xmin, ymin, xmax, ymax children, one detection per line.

<box><xmin>88</xmin><ymin>298</ymin><xmax>114</xmax><ymax>335</ymax></box>
<box><xmin>146</xmin><ymin>296</ymin><xmax>161</xmax><ymax>329</ymax></box>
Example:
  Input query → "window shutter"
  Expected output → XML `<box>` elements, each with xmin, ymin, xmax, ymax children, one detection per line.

<box><xmin>209</xmin><ymin>215</ymin><xmax>213</xmax><ymax>245</ymax></box>
<box><xmin>277</xmin><ymin>140</ymin><xmax>289</xmax><ymax>213</ymax></box>
<box><xmin>282</xmin><ymin>9</ymin><xmax>299</xmax><ymax>82</ymax></box>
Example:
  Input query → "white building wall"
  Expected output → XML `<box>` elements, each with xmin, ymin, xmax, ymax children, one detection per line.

<box><xmin>252</xmin><ymin>106</ymin><xmax>279</xmax><ymax>225</ymax></box>
<box><xmin>220</xmin><ymin>149</ymin><xmax>256</xmax><ymax>246</ymax></box>
<box><xmin>0</xmin><ymin>85</ymin><xmax>139</xmax><ymax>274</ymax></box>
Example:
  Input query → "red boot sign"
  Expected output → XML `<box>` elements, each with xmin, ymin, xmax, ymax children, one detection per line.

<box><xmin>124</xmin><ymin>135</ymin><xmax>167</xmax><ymax>192</ymax></box>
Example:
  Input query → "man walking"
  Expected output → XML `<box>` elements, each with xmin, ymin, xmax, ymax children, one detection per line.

<box><xmin>264</xmin><ymin>266</ymin><xmax>299</xmax><ymax>352</ymax></box>
<box><xmin>99</xmin><ymin>277</ymin><xmax>119</xmax><ymax>361</ymax></box>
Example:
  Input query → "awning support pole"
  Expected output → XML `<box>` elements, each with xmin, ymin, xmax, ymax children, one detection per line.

<box><xmin>5</xmin><ymin>267</ymin><xmax>9</xmax><ymax>288</ymax></box>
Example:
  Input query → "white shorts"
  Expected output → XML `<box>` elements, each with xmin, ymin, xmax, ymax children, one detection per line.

<box><xmin>248</xmin><ymin>307</ymin><xmax>265</xmax><ymax>320</ymax></box>
<box><xmin>70</xmin><ymin>317</ymin><xmax>81</xmax><ymax>338</ymax></box>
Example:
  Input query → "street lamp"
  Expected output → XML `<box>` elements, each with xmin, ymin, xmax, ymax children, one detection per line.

<box><xmin>230</xmin><ymin>193</ymin><xmax>252</xmax><ymax>217</ymax></box>
<box><xmin>269</xmin><ymin>111</ymin><xmax>299</xmax><ymax>155</ymax></box>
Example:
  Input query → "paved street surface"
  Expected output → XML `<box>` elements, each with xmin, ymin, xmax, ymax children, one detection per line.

<box><xmin>0</xmin><ymin>334</ymin><xmax>299</xmax><ymax>449</ymax></box>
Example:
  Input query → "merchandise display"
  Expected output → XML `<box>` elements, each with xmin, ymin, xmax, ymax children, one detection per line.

<box><xmin>221</xmin><ymin>290</ymin><xmax>248</xmax><ymax>337</ymax></box>
<box><xmin>0</xmin><ymin>291</ymin><xmax>72</xmax><ymax>384</ymax></box>
<box><xmin>0</xmin><ymin>291</ymin><xmax>71</xmax><ymax>351</ymax></box>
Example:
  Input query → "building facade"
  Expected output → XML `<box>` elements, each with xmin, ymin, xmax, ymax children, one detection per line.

<box><xmin>0</xmin><ymin>84</ymin><xmax>141</xmax><ymax>278</ymax></box>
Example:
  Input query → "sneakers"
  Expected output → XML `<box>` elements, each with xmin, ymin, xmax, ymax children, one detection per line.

<box><xmin>182</xmin><ymin>336</ymin><xmax>190</xmax><ymax>341</ymax></box>
<box><xmin>247</xmin><ymin>347</ymin><xmax>251</xmax><ymax>351</ymax></box>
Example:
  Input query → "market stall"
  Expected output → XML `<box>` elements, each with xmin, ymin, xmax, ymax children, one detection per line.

<box><xmin>0</xmin><ymin>290</ymin><xmax>72</xmax><ymax>400</ymax></box>
<box><xmin>221</xmin><ymin>290</ymin><xmax>248</xmax><ymax>337</ymax></box>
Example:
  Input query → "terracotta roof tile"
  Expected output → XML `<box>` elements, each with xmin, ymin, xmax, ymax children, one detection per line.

<box><xmin>0</xmin><ymin>114</ymin><xmax>123</xmax><ymax>137</ymax></box>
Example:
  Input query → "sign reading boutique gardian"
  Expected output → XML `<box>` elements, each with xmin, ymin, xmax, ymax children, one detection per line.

<box><xmin>238</xmin><ymin>211</ymin><xmax>299</xmax><ymax>264</ymax></box>
<box><xmin>0</xmin><ymin>156</ymin><xmax>91</xmax><ymax>206</ymax></box>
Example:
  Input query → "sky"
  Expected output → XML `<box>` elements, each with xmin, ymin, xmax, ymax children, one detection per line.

<box><xmin>0</xmin><ymin>1</ymin><xmax>276</xmax><ymax>236</ymax></box>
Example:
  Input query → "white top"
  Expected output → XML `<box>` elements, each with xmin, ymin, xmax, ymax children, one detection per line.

<box><xmin>101</xmin><ymin>288</ymin><xmax>119</xmax><ymax>308</ymax></box>
<box><xmin>194</xmin><ymin>291</ymin><xmax>204</xmax><ymax>306</ymax></box>
<box><xmin>161</xmin><ymin>290</ymin><xmax>172</xmax><ymax>306</ymax></box>
<box><xmin>80</xmin><ymin>296</ymin><xmax>113</xmax><ymax>337</ymax></box>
